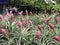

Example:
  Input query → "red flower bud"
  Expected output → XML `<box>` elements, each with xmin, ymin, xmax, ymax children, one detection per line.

<box><xmin>48</xmin><ymin>23</ymin><xmax>54</xmax><ymax>30</ymax></box>
<box><xmin>27</xmin><ymin>26</ymin><xmax>31</xmax><ymax>31</ymax></box>
<box><xmin>1</xmin><ymin>28</ymin><xmax>9</xmax><ymax>40</ymax></box>
<box><xmin>38</xmin><ymin>25</ymin><xmax>42</xmax><ymax>32</ymax></box>
<box><xmin>54</xmin><ymin>17</ymin><xmax>59</xmax><ymax>24</ymax></box>
<box><xmin>54</xmin><ymin>36</ymin><xmax>60</xmax><ymax>42</ymax></box>
<box><xmin>2</xmin><ymin>24</ymin><xmax>6</xmax><ymax>29</ymax></box>
<box><xmin>45</xmin><ymin>17</ymin><xmax>51</xmax><ymax>23</ymax></box>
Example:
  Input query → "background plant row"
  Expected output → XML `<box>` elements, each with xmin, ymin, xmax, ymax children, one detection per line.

<box><xmin>10</xmin><ymin>0</ymin><xmax>60</xmax><ymax>12</ymax></box>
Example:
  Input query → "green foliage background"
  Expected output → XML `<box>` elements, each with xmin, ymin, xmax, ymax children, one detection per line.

<box><xmin>10</xmin><ymin>0</ymin><xmax>60</xmax><ymax>12</ymax></box>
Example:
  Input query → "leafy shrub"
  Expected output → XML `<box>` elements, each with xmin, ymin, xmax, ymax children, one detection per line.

<box><xmin>10</xmin><ymin>0</ymin><xmax>60</xmax><ymax>12</ymax></box>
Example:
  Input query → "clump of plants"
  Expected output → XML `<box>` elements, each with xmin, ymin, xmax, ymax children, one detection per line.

<box><xmin>0</xmin><ymin>10</ymin><xmax>60</xmax><ymax>45</ymax></box>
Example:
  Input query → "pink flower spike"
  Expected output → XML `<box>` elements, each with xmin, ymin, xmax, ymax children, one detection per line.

<box><xmin>55</xmin><ymin>17</ymin><xmax>59</xmax><ymax>24</ymax></box>
<box><xmin>25</xmin><ymin>10</ymin><xmax>28</xmax><ymax>15</ymax></box>
<box><xmin>48</xmin><ymin>23</ymin><xmax>54</xmax><ymax>30</ymax></box>
<box><xmin>10</xmin><ymin>13</ymin><xmax>14</xmax><ymax>20</ymax></box>
<box><xmin>21</xmin><ymin>11</ymin><xmax>23</xmax><ymax>14</ymax></box>
<box><xmin>29</xmin><ymin>21</ymin><xmax>33</xmax><ymax>26</ymax></box>
<box><xmin>1</xmin><ymin>28</ymin><xmax>9</xmax><ymax>40</ymax></box>
<box><xmin>54</xmin><ymin>36</ymin><xmax>60</xmax><ymax>42</ymax></box>
<box><xmin>18</xmin><ymin>11</ymin><xmax>23</xmax><ymax>16</ymax></box>
<box><xmin>38</xmin><ymin>25</ymin><xmax>42</xmax><ymax>32</ymax></box>
<box><xmin>36</xmin><ymin>31</ymin><xmax>40</xmax><ymax>42</ymax></box>
<box><xmin>7</xmin><ymin>12</ymin><xmax>14</xmax><ymax>20</ymax></box>
<box><xmin>10</xmin><ymin>11</ymin><xmax>12</xmax><ymax>14</ymax></box>
<box><xmin>2</xmin><ymin>29</ymin><xmax>7</xmax><ymax>35</ymax></box>
<box><xmin>25</xmin><ymin>16</ymin><xmax>29</xmax><ymax>23</ymax></box>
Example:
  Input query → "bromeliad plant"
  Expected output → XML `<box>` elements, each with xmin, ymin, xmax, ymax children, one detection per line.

<box><xmin>0</xmin><ymin>11</ymin><xmax>60</xmax><ymax>45</ymax></box>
